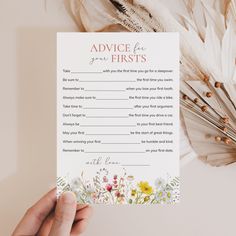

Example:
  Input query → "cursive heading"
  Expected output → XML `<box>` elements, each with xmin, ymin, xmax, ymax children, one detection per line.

<box><xmin>89</xmin><ymin>42</ymin><xmax>147</xmax><ymax>64</ymax></box>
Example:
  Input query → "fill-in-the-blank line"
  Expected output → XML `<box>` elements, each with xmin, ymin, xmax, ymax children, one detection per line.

<box><xmin>101</xmin><ymin>142</ymin><xmax>140</xmax><ymax>144</ymax></box>
<box><xmin>85</xmin><ymin>90</ymin><xmax>126</xmax><ymax>92</ymax></box>
<box><xmin>80</xmin><ymin>125</ymin><xmax>136</xmax><ymax>127</ymax></box>
<box><xmin>83</xmin><ymin>107</ymin><xmax>133</xmax><ymax>110</ymax></box>
<box><xmin>96</xmin><ymin>98</ymin><xmax>129</xmax><ymax>101</ymax></box>
<box><xmin>86</xmin><ymin>116</ymin><xmax>129</xmax><ymax>118</ymax></box>
<box><xmin>121</xmin><ymin>164</ymin><xmax>150</xmax><ymax>166</ymax></box>
<box><xmin>84</xmin><ymin>151</ymin><xmax>146</xmax><ymax>153</ymax></box>
<box><xmin>70</xmin><ymin>71</ymin><xmax>103</xmax><ymax>74</ymax></box>
<box><xmin>85</xmin><ymin>134</ymin><xmax>130</xmax><ymax>136</ymax></box>
<box><xmin>78</xmin><ymin>80</ymin><xmax>136</xmax><ymax>82</ymax></box>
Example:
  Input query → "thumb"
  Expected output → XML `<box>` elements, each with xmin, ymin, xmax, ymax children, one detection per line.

<box><xmin>49</xmin><ymin>191</ymin><xmax>77</xmax><ymax>236</ymax></box>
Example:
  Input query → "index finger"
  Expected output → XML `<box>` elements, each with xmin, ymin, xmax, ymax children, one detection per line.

<box><xmin>12</xmin><ymin>188</ymin><xmax>57</xmax><ymax>236</ymax></box>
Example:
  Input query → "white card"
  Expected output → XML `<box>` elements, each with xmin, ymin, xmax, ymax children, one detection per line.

<box><xmin>57</xmin><ymin>32</ymin><xmax>179</xmax><ymax>204</ymax></box>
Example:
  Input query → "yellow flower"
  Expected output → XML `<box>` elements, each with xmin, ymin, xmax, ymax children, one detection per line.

<box><xmin>144</xmin><ymin>196</ymin><xmax>150</xmax><ymax>202</ymax></box>
<box><xmin>131</xmin><ymin>189</ymin><xmax>137</xmax><ymax>197</ymax></box>
<box><xmin>167</xmin><ymin>191</ymin><xmax>171</xmax><ymax>199</ymax></box>
<box><xmin>138</xmin><ymin>181</ymin><xmax>153</xmax><ymax>195</ymax></box>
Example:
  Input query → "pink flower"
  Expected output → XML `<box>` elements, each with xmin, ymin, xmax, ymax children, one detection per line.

<box><xmin>103</xmin><ymin>176</ymin><xmax>108</xmax><ymax>182</ymax></box>
<box><xmin>106</xmin><ymin>184</ymin><xmax>112</xmax><ymax>192</ymax></box>
<box><xmin>113</xmin><ymin>180</ymin><xmax>117</xmax><ymax>185</ymax></box>
<box><xmin>115</xmin><ymin>191</ymin><xmax>120</xmax><ymax>197</ymax></box>
<box><xmin>113</xmin><ymin>175</ymin><xmax>118</xmax><ymax>180</ymax></box>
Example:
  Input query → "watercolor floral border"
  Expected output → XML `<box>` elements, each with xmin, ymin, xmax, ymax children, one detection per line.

<box><xmin>57</xmin><ymin>168</ymin><xmax>180</xmax><ymax>204</ymax></box>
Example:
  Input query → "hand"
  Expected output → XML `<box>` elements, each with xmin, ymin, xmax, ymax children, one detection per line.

<box><xmin>12</xmin><ymin>189</ymin><xmax>92</xmax><ymax>236</ymax></box>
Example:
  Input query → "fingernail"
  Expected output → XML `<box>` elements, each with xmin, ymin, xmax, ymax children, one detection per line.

<box><xmin>61</xmin><ymin>191</ymin><xmax>76</xmax><ymax>204</ymax></box>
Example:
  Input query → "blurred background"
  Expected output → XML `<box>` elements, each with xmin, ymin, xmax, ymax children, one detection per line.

<box><xmin>0</xmin><ymin>1</ymin><xmax>236</xmax><ymax>235</ymax></box>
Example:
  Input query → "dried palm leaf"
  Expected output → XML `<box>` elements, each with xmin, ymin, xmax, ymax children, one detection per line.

<box><xmin>66</xmin><ymin>0</ymin><xmax>236</xmax><ymax>166</ymax></box>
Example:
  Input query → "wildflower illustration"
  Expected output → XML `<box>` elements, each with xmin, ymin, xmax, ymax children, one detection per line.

<box><xmin>57</xmin><ymin>168</ymin><xmax>179</xmax><ymax>204</ymax></box>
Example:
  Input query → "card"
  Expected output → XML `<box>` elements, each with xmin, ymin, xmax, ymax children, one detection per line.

<box><xmin>57</xmin><ymin>32</ymin><xmax>179</xmax><ymax>204</ymax></box>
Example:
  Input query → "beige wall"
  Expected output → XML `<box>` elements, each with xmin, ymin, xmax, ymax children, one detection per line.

<box><xmin>1</xmin><ymin>1</ymin><xmax>236</xmax><ymax>235</ymax></box>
